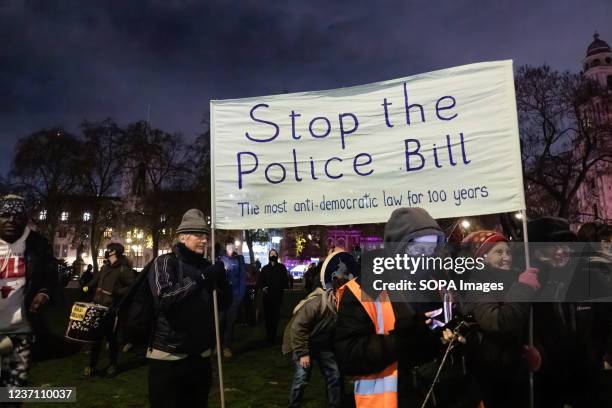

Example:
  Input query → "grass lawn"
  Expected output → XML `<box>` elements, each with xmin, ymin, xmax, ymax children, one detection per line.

<box><xmin>26</xmin><ymin>287</ymin><xmax>334</xmax><ymax>408</ymax></box>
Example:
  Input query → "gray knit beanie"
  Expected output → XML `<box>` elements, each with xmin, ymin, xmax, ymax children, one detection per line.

<box><xmin>176</xmin><ymin>209</ymin><xmax>210</xmax><ymax>234</ymax></box>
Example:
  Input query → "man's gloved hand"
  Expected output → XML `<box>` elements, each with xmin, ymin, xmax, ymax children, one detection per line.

<box><xmin>197</xmin><ymin>262</ymin><xmax>226</xmax><ymax>289</ymax></box>
<box><xmin>518</xmin><ymin>267</ymin><xmax>541</xmax><ymax>290</ymax></box>
<box><xmin>522</xmin><ymin>344</ymin><xmax>542</xmax><ymax>372</ymax></box>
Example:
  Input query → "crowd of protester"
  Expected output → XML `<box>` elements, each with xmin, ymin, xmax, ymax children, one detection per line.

<box><xmin>1</xmin><ymin>192</ymin><xmax>612</xmax><ymax>407</ymax></box>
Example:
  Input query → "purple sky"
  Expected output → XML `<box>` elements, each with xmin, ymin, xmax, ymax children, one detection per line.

<box><xmin>1</xmin><ymin>0</ymin><xmax>610</xmax><ymax>175</ymax></box>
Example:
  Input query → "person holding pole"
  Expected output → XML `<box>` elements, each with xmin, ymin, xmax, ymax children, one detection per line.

<box><xmin>147</xmin><ymin>209</ymin><xmax>231</xmax><ymax>408</ymax></box>
<box><xmin>461</xmin><ymin>230</ymin><xmax>541</xmax><ymax>408</ymax></box>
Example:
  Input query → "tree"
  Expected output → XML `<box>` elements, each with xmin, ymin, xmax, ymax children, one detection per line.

<box><xmin>244</xmin><ymin>229</ymin><xmax>269</xmax><ymax>263</ymax></box>
<box><xmin>122</xmin><ymin>121</ymin><xmax>192</xmax><ymax>257</ymax></box>
<box><xmin>10</xmin><ymin>129</ymin><xmax>82</xmax><ymax>239</ymax></box>
<box><xmin>516</xmin><ymin>65</ymin><xmax>612</xmax><ymax>220</ymax></box>
<box><xmin>78</xmin><ymin>119</ymin><xmax>124</xmax><ymax>271</ymax></box>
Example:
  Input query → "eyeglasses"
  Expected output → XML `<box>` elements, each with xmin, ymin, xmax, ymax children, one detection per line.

<box><xmin>190</xmin><ymin>234</ymin><xmax>208</xmax><ymax>241</ymax></box>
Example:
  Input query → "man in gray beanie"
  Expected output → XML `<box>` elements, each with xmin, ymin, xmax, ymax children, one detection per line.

<box><xmin>147</xmin><ymin>209</ymin><xmax>231</xmax><ymax>408</ymax></box>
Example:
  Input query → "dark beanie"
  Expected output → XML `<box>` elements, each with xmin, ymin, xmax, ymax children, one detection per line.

<box><xmin>527</xmin><ymin>217</ymin><xmax>576</xmax><ymax>243</ymax></box>
<box><xmin>107</xmin><ymin>242</ymin><xmax>125</xmax><ymax>256</ymax></box>
<box><xmin>177</xmin><ymin>209</ymin><xmax>210</xmax><ymax>234</ymax></box>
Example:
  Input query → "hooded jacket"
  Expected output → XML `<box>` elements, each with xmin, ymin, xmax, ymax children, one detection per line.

<box><xmin>334</xmin><ymin>208</ymin><xmax>449</xmax><ymax>407</ymax></box>
<box><xmin>383</xmin><ymin>207</ymin><xmax>446</xmax><ymax>244</ymax></box>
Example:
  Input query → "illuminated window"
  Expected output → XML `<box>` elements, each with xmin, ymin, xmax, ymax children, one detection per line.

<box><xmin>83</xmin><ymin>212</ymin><xmax>91</xmax><ymax>222</ymax></box>
<box><xmin>103</xmin><ymin>228</ymin><xmax>113</xmax><ymax>238</ymax></box>
<box><xmin>39</xmin><ymin>210</ymin><xmax>47</xmax><ymax>221</ymax></box>
<box><xmin>160</xmin><ymin>214</ymin><xmax>167</xmax><ymax>223</ymax></box>
<box><xmin>60</xmin><ymin>211</ymin><xmax>69</xmax><ymax>222</ymax></box>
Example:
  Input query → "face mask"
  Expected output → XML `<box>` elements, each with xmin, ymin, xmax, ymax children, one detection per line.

<box><xmin>406</xmin><ymin>234</ymin><xmax>440</xmax><ymax>256</ymax></box>
<box><xmin>269</xmin><ymin>256</ymin><xmax>278</xmax><ymax>263</ymax></box>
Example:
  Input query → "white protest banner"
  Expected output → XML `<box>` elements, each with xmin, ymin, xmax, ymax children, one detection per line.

<box><xmin>210</xmin><ymin>60</ymin><xmax>525</xmax><ymax>229</ymax></box>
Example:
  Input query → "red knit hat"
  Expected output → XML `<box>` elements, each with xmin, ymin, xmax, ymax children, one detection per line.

<box><xmin>462</xmin><ymin>230</ymin><xmax>508</xmax><ymax>258</ymax></box>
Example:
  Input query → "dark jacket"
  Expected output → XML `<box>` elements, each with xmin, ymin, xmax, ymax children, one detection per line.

<box><xmin>282</xmin><ymin>288</ymin><xmax>337</xmax><ymax>357</ymax></box>
<box><xmin>334</xmin><ymin>279</ymin><xmax>441</xmax><ymax>406</ymax></box>
<box><xmin>149</xmin><ymin>244</ymin><xmax>231</xmax><ymax>354</ymax></box>
<box><xmin>463</xmin><ymin>266</ymin><xmax>536</xmax><ymax>379</ymax></box>
<box><xmin>87</xmin><ymin>256</ymin><xmax>135</xmax><ymax>307</ymax></box>
<box><xmin>24</xmin><ymin>230</ymin><xmax>58</xmax><ymax>318</ymax></box>
<box><xmin>532</xmin><ymin>256</ymin><xmax>603</xmax><ymax>406</ymax></box>
<box><xmin>258</xmin><ymin>262</ymin><xmax>289</xmax><ymax>297</ymax></box>
<box><xmin>221</xmin><ymin>254</ymin><xmax>246</xmax><ymax>301</ymax></box>
<box><xmin>335</xmin><ymin>208</ymin><xmax>474</xmax><ymax>407</ymax></box>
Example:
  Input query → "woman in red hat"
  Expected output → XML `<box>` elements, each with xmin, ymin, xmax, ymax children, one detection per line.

<box><xmin>461</xmin><ymin>230</ymin><xmax>541</xmax><ymax>408</ymax></box>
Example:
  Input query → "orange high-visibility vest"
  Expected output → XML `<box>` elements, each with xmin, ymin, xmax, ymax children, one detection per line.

<box><xmin>338</xmin><ymin>279</ymin><xmax>398</xmax><ymax>408</ymax></box>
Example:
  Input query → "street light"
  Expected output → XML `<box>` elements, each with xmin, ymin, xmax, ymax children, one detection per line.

<box><xmin>461</xmin><ymin>220</ymin><xmax>471</xmax><ymax>229</ymax></box>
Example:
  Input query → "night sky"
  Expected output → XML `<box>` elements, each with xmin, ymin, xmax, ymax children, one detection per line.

<box><xmin>1</xmin><ymin>0</ymin><xmax>610</xmax><ymax>175</ymax></box>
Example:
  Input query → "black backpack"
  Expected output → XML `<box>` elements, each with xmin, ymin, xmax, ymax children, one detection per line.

<box><xmin>113</xmin><ymin>260</ymin><xmax>156</xmax><ymax>346</ymax></box>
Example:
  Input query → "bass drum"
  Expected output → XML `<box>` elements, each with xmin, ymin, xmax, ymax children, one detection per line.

<box><xmin>65</xmin><ymin>302</ymin><xmax>109</xmax><ymax>343</ymax></box>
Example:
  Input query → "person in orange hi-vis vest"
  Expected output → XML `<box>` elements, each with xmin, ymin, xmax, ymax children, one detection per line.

<box><xmin>334</xmin><ymin>207</ymin><xmax>483</xmax><ymax>408</ymax></box>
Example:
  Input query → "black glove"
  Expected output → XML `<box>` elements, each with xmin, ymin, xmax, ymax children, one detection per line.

<box><xmin>198</xmin><ymin>262</ymin><xmax>225</xmax><ymax>289</ymax></box>
<box><xmin>393</xmin><ymin>311</ymin><xmax>440</xmax><ymax>364</ymax></box>
<box><xmin>195</xmin><ymin>272</ymin><xmax>206</xmax><ymax>287</ymax></box>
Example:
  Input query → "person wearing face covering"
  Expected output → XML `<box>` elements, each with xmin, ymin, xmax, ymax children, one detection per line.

<box><xmin>83</xmin><ymin>242</ymin><xmax>135</xmax><ymax>378</ymax></box>
<box><xmin>461</xmin><ymin>230</ymin><xmax>541</xmax><ymax>408</ymax></box>
<box><xmin>258</xmin><ymin>249</ymin><xmax>288</xmax><ymax>343</ymax></box>
<box><xmin>334</xmin><ymin>207</ymin><xmax>470</xmax><ymax>408</ymax></box>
